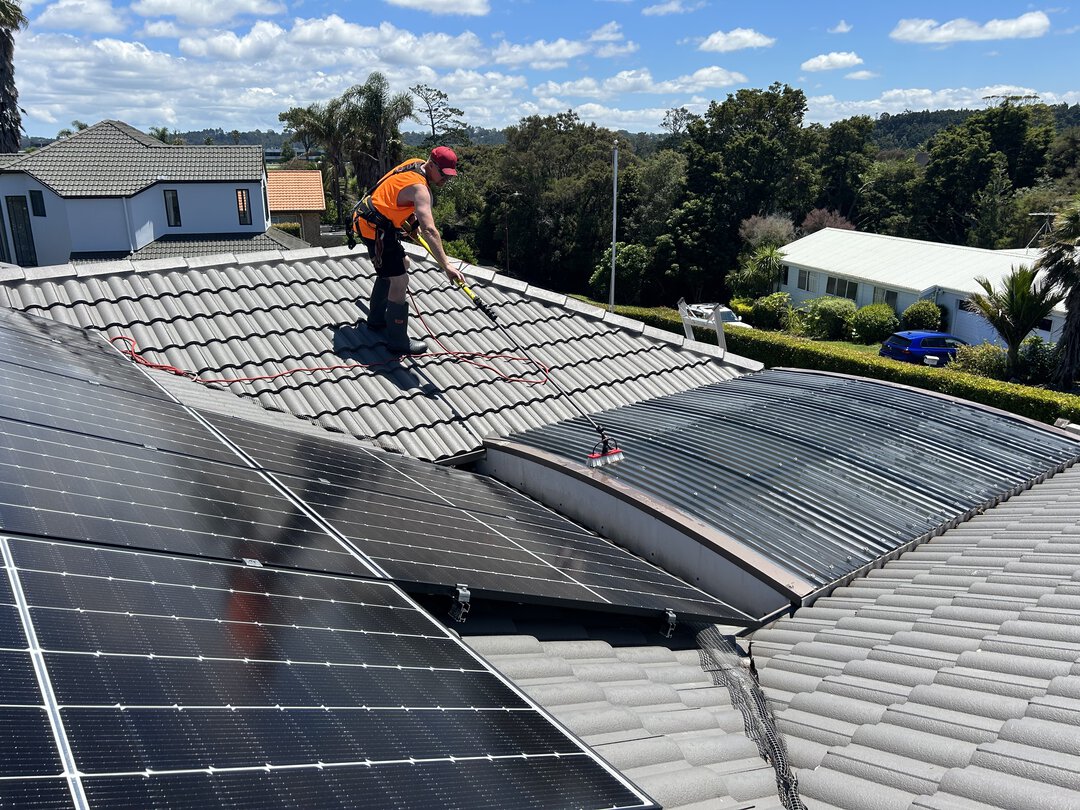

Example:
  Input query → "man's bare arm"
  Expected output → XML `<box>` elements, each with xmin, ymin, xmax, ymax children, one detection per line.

<box><xmin>401</xmin><ymin>184</ymin><xmax>465</xmax><ymax>285</ymax></box>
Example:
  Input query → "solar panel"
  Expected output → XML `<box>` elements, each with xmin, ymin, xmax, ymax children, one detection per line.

<box><xmin>0</xmin><ymin>417</ymin><xmax>373</xmax><ymax>577</ymax></box>
<box><xmin>1</xmin><ymin>536</ymin><xmax>657</xmax><ymax>810</ymax></box>
<box><xmin>0</xmin><ymin>360</ymin><xmax>238</xmax><ymax>464</ymax></box>
<box><xmin>0</xmin><ymin>309</ymin><xmax>166</xmax><ymax>401</ymax></box>
<box><xmin>200</xmin><ymin>412</ymin><xmax>750</xmax><ymax>623</ymax></box>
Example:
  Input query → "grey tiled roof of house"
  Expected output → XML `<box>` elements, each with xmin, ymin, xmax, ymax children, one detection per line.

<box><xmin>70</xmin><ymin>228</ymin><xmax>311</xmax><ymax>264</ymax></box>
<box><xmin>749</xmin><ymin>462</ymin><xmax>1080</xmax><ymax>809</ymax></box>
<box><xmin>1</xmin><ymin>120</ymin><xmax>264</xmax><ymax>197</ymax></box>
<box><xmin>0</xmin><ymin>245</ymin><xmax>753</xmax><ymax>462</ymax></box>
<box><xmin>459</xmin><ymin>617</ymin><xmax>787</xmax><ymax>810</ymax></box>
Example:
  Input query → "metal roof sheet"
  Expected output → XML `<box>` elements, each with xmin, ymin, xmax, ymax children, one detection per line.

<box><xmin>506</xmin><ymin>369</ymin><xmax>1080</xmax><ymax>589</ymax></box>
<box><xmin>2</xmin><ymin>120</ymin><xmax>264</xmax><ymax>197</ymax></box>
<box><xmin>0</xmin><ymin>246</ymin><xmax>750</xmax><ymax>463</ymax></box>
<box><xmin>780</xmin><ymin>228</ymin><xmax>1052</xmax><ymax>301</ymax></box>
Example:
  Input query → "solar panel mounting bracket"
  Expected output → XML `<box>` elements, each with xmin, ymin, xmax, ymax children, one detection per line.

<box><xmin>661</xmin><ymin>608</ymin><xmax>677</xmax><ymax>639</ymax></box>
<box><xmin>449</xmin><ymin>583</ymin><xmax>471</xmax><ymax>623</ymax></box>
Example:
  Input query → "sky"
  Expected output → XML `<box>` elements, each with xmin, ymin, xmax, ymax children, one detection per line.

<box><xmin>16</xmin><ymin>1</ymin><xmax>1080</xmax><ymax>138</ymax></box>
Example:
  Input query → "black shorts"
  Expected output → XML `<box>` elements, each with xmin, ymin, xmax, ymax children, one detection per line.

<box><xmin>362</xmin><ymin>229</ymin><xmax>407</xmax><ymax>278</ymax></box>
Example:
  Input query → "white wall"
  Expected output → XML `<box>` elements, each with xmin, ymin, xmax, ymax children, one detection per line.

<box><xmin>129</xmin><ymin>182</ymin><xmax>267</xmax><ymax>248</ymax></box>
<box><xmin>66</xmin><ymin>198</ymin><xmax>130</xmax><ymax>254</ymax></box>
<box><xmin>0</xmin><ymin>175</ymin><xmax>72</xmax><ymax>266</ymax></box>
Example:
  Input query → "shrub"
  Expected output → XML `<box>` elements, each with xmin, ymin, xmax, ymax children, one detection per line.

<box><xmin>444</xmin><ymin>238</ymin><xmax>477</xmax><ymax>264</ymax></box>
<box><xmin>901</xmin><ymin>299</ymin><xmax>943</xmax><ymax>331</ymax></box>
<box><xmin>273</xmin><ymin>221</ymin><xmax>301</xmax><ymax>238</ymax></box>
<box><xmin>851</xmin><ymin>303</ymin><xmax>899</xmax><ymax>344</ymax></box>
<box><xmin>952</xmin><ymin>342</ymin><xmax>1008</xmax><ymax>380</ymax></box>
<box><xmin>801</xmin><ymin>296</ymin><xmax>856</xmax><ymax>340</ymax></box>
<box><xmin>1018</xmin><ymin>335</ymin><xmax>1058</xmax><ymax>385</ymax></box>
<box><xmin>729</xmin><ymin>297</ymin><xmax>754</xmax><ymax>321</ymax></box>
<box><xmin>738</xmin><ymin>214</ymin><xmax>795</xmax><ymax>249</ymax></box>
<box><xmin>751</xmin><ymin>292</ymin><xmax>793</xmax><ymax>331</ymax></box>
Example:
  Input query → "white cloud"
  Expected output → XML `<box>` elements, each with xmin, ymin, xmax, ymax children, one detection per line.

<box><xmin>801</xmin><ymin>51</ymin><xmax>863</xmax><ymax>72</ymax></box>
<box><xmin>845</xmin><ymin>70</ymin><xmax>878</xmax><ymax>80</ymax></box>
<box><xmin>597</xmin><ymin>41</ymin><xmax>638</xmax><ymax>58</ymax></box>
<box><xmin>590</xmin><ymin>21</ymin><xmax>623</xmax><ymax>42</ymax></box>
<box><xmin>700</xmin><ymin>27</ymin><xmax>775</xmax><ymax>52</ymax></box>
<box><xmin>383</xmin><ymin>0</ymin><xmax>489</xmax><ymax>14</ymax></box>
<box><xmin>492</xmin><ymin>38</ymin><xmax>589</xmax><ymax>69</ymax></box>
<box><xmin>829</xmin><ymin>20</ymin><xmax>852</xmax><ymax>34</ymax></box>
<box><xmin>34</xmin><ymin>0</ymin><xmax>125</xmax><ymax>34</ymax></box>
<box><xmin>139</xmin><ymin>20</ymin><xmax>183</xmax><ymax>38</ymax></box>
<box><xmin>180</xmin><ymin>21</ymin><xmax>285</xmax><ymax>60</ymax></box>
<box><xmin>131</xmin><ymin>0</ymin><xmax>285</xmax><ymax>26</ymax></box>
<box><xmin>534</xmin><ymin>65</ymin><xmax>744</xmax><ymax>99</ymax></box>
<box><xmin>290</xmin><ymin>15</ymin><xmax>380</xmax><ymax>48</ymax></box>
<box><xmin>642</xmin><ymin>0</ymin><xmax>703</xmax><ymax>16</ymax></box>
<box><xmin>890</xmin><ymin>11</ymin><xmax>1050</xmax><ymax>44</ymax></box>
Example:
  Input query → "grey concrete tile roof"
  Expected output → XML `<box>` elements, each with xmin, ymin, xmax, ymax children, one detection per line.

<box><xmin>3</xmin><ymin>120</ymin><xmax>263</xmax><ymax>197</ymax></box>
<box><xmin>70</xmin><ymin>228</ymin><xmax>310</xmax><ymax>265</ymax></box>
<box><xmin>460</xmin><ymin>622</ymin><xmax>785</xmax><ymax>810</ymax></box>
<box><xmin>749</xmin><ymin>463</ymin><xmax>1080</xmax><ymax>809</ymax></box>
<box><xmin>0</xmin><ymin>246</ymin><xmax>749</xmax><ymax>463</ymax></box>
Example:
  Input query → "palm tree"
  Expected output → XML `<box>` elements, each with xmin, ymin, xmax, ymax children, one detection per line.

<box><xmin>967</xmin><ymin>265</ymin><xmax>1064</xmax><ymax>378</ymax></box>
<box><xmin>0</xmin><ymin>0</ymin><xmax>28</xmax><ymax>153</ymax></box>
<box><xmin>729</xmin><ymin>244</ymin><xmax>786</xmax><ymax>299</ymax></box>
<box><xmin>344</xmin><ymin>72</ymin><xmax>416</xmax><ymax>192</ymax></box>
<box><xmin>1036</xmin><ymin>197</ymin><xmax>1080</xmax><ymax>389</ymax></box>
<box><xmin>295</xmin><ymin>99</ymin><xmax>353</xmax><ymax>229</ymax></box>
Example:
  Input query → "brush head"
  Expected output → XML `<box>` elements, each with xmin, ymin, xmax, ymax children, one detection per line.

<box><xmin>586</xmin><ymin>437</ymin><xmax>624</xmax><ymax>468</ymax></box>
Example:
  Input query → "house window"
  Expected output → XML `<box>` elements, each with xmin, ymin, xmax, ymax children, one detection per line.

<box><xmin>164</xmin><ymin>189</ymin><xmax>182</xmax><ymax>227</ymax></box>
<box><xmin>798</xmin><ymin>268</ymin><xmax>814</xmax><ymax>292</ymax></box>
<box><xmin>262</xmin><ymin>185</ymin><xmax>269</xmax><ymax>221</ymax></box>
<box><xmin>1039</xmin><ymin>317</ymin><xmax>1052</xmax><ymax>333</ymax></box>
<box><xmin>957</xmin><ymin>299</ymin><xmax>979</xmax><ymax>314</ymax></box>
<box><xmin>826</xmin><ymin>276</ymin><xmax>858</xmax><ymax>301</ymax></box>
<box><xmin>236</xmin><ymin>188</ymin><xmax>252</xmax><ymax>226</ymax></box>
<box><xmin>873</xmin><ymin>287</ymin><xmax>898</xmax><ymax>310</ymax></box>
<box><xmin>29</xmin><ymin>190</ymin><xmax>46</xmax><ymax>217</ymax></box>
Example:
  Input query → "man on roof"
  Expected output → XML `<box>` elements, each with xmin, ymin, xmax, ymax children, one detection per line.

<box><xmin>349</xmin><ymin>146</ymin><xmax>466</xmax><ymax>355</ymax></box>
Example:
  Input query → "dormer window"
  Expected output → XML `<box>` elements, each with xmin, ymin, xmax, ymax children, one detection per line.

<box><xmin>236</xmin><ymin>188</ymin><xmax>252</xmax><ymax>226</ymax></box>
<box><xmin>164</xmin><ymin>190</ymin><xmax>182</xmax><ymax>227</ymax></box>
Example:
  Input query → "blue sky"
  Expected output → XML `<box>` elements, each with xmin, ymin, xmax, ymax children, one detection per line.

<box><xmin>18</xmin><ymin>1</ymin><xmax>1080</xmax><ymax>138</ymax></box>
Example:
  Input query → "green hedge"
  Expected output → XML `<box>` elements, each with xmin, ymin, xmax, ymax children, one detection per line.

<box><xmin>571</xmin><ymin>298</ymin><xmax>1080</xmax><ymax>427</ymax></box>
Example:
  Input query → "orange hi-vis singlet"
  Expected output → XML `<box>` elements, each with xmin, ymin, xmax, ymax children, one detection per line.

<box><xmin>355</xmin><ymin>160</ymin><xmax>427</xmax><ymax>240</ymax></box>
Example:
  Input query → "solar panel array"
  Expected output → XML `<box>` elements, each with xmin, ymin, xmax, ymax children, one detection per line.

<box><xmin>0</xmin><ymin>307</ymin><xmax>744</xmax><ymax>808</ymax></box>
<box><xmin>1</xmin><ymin>536</ymin><xmax>654</xmax><ymax>809</ymax></box>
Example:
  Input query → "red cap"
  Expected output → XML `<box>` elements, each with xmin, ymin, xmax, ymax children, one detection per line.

<box><xmin>430</xmin><ymin>146</ymin><xmax>458</xmax><ymax>176</ymax></box>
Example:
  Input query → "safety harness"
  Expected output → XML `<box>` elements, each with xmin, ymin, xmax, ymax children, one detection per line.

<box><xmin>349</xmin><ymin>161</ymin><xmax>426</xmax><ymax>237</ymax></box>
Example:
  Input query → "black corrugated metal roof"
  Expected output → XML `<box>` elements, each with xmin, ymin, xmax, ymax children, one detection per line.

<box><xmin>507</xmin><ymin>369</ymin><xmax>1080</xmax><ymax>590</ymax></box>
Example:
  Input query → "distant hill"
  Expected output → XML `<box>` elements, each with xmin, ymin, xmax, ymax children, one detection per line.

<box><xmin>870</xmin><ymin>102</ymin><xmax>1080</xmax><ymax>151</ymax></box>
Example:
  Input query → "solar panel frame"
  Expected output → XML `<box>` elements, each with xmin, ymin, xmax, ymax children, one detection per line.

<box><xmin>2</xmin><ymin>536</ymin><xmax>659</xmax><ymax>810</ymax></box>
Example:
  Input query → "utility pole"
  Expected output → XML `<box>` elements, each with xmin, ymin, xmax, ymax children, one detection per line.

<box><xmin>609</xmin><ymin>139</ymin><xmax>618</xmax><ymax>312</ymax></box>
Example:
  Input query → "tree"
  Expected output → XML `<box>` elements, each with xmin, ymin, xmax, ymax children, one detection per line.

<box><xmin>278</xmin><ymin>106</ymin><xmax>319</xmax><ymax>156</ymax></box>
<box><xmin>800</xmin><ymin>208</ymin><xmax>855</xmax><ymax>234</ymax></box>
<box><xmin>148</xmin><ymin>126</ymin><xmax>182</xmax><ymax>144</ymax></box>
<box><xmin>589</xmin><ymin>242</ymin><xmax>650</xmax><ymax>304</ymax></box>
<box><xmin>1035</xmin><ymin>197</ymin><xmax>1080</xmax><ymax>388</ymax></box>
<box><xmin>0</xmin><ymin>0</ymin><xmax>26</xmax><ymax>153</ymax></box>
<box><xmin>739</xmin><ymin>214</ymin><xmax>795</xmax><ymax>248</ymax></box>
<box><xmin>966</xmin><ymin>265</ymin><xmax>1064</xmax><ymax>377</ymax></box>
<box><xmin>410</xmin><ymin>83</ymin><xmax>466</xmax><ymax>147</ymax></box>
<box><xmin>728</xmin><ymin>244</ymin><xmax>786</xmax><ymax>299</ymax></box>
<box><xmin>347</xmin><ymin>73</ymin><xmax>416</xmax><ymax>191</ymax></box>
<box><xmin>816</xmin><ymin>115</ymin><xmax>875</xmax><ymax>217</ymax></box>
<box><xmin>55</xmin><ymin>119</ymin><xmax>89</xmax><ymax>139</ymax></box>
<box><xmin>230</xmin><ymin>129</ymin><xmax>241</xmax><ymax>145</ymax></box>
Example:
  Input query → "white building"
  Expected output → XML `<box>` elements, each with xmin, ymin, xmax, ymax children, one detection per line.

<box><xmin>0</xmin><ymin>121</ymin><xmax>281</xmax><ymax>267</ymax></box>
<box><xmin>778</xmin><ymin>228</ymin><xmax>1065</xmax><ymax>346</ymax></box>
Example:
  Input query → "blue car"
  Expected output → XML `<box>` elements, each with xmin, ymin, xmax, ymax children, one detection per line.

<box><xmin>879</xmin><ymin>331</ymin><xmax>968</xmax><ymax>366</ymax></box>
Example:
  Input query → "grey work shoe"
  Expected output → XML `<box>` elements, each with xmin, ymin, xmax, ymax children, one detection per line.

<box><xmin>385</xmin><ymin>301</ymin><xmax>428</xmax><ymax>355</ymax></box>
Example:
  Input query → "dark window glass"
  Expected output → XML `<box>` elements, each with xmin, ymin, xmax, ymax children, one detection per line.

<box><xmin>1038</xmin><ymin>318</ymin><xmax>1052</xmax><ymax>332</ymax></box>
<box><xmin>164</xmin><ymin>190</ymin><xmax>181</xmax><ymax>227</ymax></box>
<box><xmin>29</xmin><ymin>190</ymin><xmax>46</xmax><ymax>217</ymax></box>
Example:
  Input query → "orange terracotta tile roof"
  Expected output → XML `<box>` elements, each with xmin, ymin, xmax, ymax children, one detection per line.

<box><xmin>266</xmin><ymin>170</ymin><xmax>326</xmax><ymax>212</ymax></box>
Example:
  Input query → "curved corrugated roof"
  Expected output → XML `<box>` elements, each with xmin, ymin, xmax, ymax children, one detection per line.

<box><xmin>507</xmin><ymin>369</ymin><xmax>1080</xmax><ymax>590</ymax></box>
